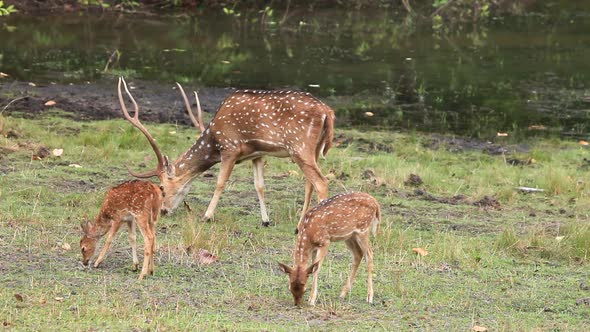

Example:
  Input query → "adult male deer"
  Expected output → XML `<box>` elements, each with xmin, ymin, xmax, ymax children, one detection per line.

<box><xmin>118</xmin><ymin>77</ymin><xmax>335</xmax><ymax>225</ymax></box>
<box><xmin>80</xmin><ymin>180</ymin><xmax>162</xmax><ymax>280</ymax></box>
<box><xmin>278</xmin><ymin>192</ymin><xmax>381</xmax><ymax>306</ymax></box>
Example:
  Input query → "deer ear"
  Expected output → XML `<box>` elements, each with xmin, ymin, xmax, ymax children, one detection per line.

<box><xmin>278</xmin><ymin>262</ymin><xmax>293</xmax><ymax>274</ymax></box>
<box><xmin>164</xmin><ymin>156</ymin><xmax>175</xmax><ymax>177</ymax></box>
<box><xmin>306</xmin><ymin>262</ymin><xmax>319</xmax><ymax>275</ymax></box>
<box><xmin>80</xmin><ymin>220</ymin><xmax>89</xmax><ymax>233</ymax></box>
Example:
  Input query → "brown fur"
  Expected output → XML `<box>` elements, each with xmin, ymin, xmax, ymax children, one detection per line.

<box><xmin>80</xmin><ymin>180</ymin><xmax>162</xmax><ymax>280</ymax></box>
<box><xmin>119</xmin><ymin>78</ymin><xmax>336</xmax><ymax>225</ymax></box>
<box><xmin>279</xmin><ymin>192</ymin><xmax>381</xmax><ymax>306</ymax></box>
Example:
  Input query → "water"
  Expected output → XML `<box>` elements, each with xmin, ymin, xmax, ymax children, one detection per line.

<box><xmin>1</xmin><ymin>2</ymin><xmax>590</xmax><ymax>138</ymax></box>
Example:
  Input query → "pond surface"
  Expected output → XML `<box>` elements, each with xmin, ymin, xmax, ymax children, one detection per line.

<box><xmin>1</xmin><ymin>2</ymin><xmax>590</xmax><ymax>139</ymax></box>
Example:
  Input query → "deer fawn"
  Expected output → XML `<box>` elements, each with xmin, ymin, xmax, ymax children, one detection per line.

<box><xmin>117</xmin><ymin>77</ymin><xmax>335</xmax><ymax>226</ymax></box>
<box><xmin>80</xmin><ymin>180</ymin><xmax>162</xmax><ymax>279</ymax></box>
<box><xmin>278</xmin><ymin>192</ymin><xmax>381</xmax><ymax>306</ymax></box>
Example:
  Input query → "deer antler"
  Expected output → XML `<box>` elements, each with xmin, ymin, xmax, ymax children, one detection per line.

<box><xmin>176</xmin><ymin>83</ymin><xmax>204</xmax><ymax>132</ymax></box>
<box><xmin>118</xmin><ymin>77</ymin><xmax>166</xmax><ymax>178</ymax></box>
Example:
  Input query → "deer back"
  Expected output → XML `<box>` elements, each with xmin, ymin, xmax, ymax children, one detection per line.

<box><xmin>98</xmin><ymin>180</ymin><xmax>163</xmax><ymax>222</ymax></box>
<box><xmin>298</xmin><ymin>192</ymin><xmax>381</xmax><ymax>244</ymax></box>
<box><xmin>206</xmin><ymin>90</ymin><xmax>334</xmax><ymax>159</ymax></box>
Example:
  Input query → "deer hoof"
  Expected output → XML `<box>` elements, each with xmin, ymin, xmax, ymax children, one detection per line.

<box><xmin>261</xmin><ymin>221</ymin><xmax>271</xmax><ymax>227</ymax></box>
<box><xmin>201</xmin><ymin>215</ymin><xmax>212</xmax><ymax>222</ymax></box>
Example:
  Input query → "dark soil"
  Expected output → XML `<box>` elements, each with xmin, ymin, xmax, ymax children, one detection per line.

<box><xmin>0</xmin><ymin>79</ymin><xmax>234</xmax><ymax>125</ymax></box>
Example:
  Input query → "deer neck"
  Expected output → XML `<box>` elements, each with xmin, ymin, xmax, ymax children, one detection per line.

<box><xmin>88</xmin><ymin>216</ymin><xmax>112</xmax><ymax>239</ymax></box>
<box><xmin>173</xmin><ymin>129</ymin><xmax>221</xmax><ymax>181</ymax></box>
<box><xmin>293</xmin><ymin>232</ymin><xmax>313</xmax><ymax>267</ymax></box>
<box><xmin>162</xmin><ymin>129</ymin><xmax>221</xmax><ymax>212</ymax></box>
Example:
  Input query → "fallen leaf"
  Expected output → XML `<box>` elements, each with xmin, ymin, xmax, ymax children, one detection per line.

<box><xmin>555</xmin><ymin>236</ymin><xmax>565</xmax><ymax>242</ymax></box>
<box><xmin>14</xmin><ymin>294</ymin><xmax>24</xmax><ymax>302</ymax></box>
<box><xmin>288</xmin><ymin>170</ymin><xmax>299</xmax><ymax>177</ymax></box>
<box><xmin>412</xmin><ymin>247</ymin><xmax>428</xmax><ymax>256</ymax></box>
<box><xmin>472</xmin><ymin>326</ymin><xmax>488</xmax><ymax>332</ymax></box>
<box><xmin>54</xmin><ymin>297</ymin><xmax>64</xmax><ymax>302</ymax></box>
<box><xmin>28</xmin><ymin>82</ymin><xmax>37</xmax><ymax>87</ymax></box>
<box><xmin>39</xmin><ymin>298</ymin><xmax>47</xmax><ymax>305</ymax></box>
<box><xmin>52</xmin><ymin>148</ymin><xmax>64</xmax><ymax>157</ymax></box>
<box><xmin>527</xmin><ymin>125</ymin><xmax>547</xmax><ymax>131</ymax></box>
<box><xmin>44</xmin><ymin>100</ymin><xmax>57</xmax><ymax>106</ymax></box>
<box><xmin>364</xmin><ymin>112</ymin><xmax>374</xmax><ymax>117</ymax></box>
<box><xmin>69</xmin><ymin>164</ymin><xmax>82</xmax><ymax>168</ymax></box>
<box><xmin>61</xmin><ymin>243</ymin><xmax>71</xmax><ymax>251</ymax></box>
<box><xmin>497</xmin><ymin>132</ymin><xmax>508</xmax><ymax>137</ymax></box>
<box><xmin>579</xmin><ymin>140</ymin><xmax>589</xmax><ymax>146</ymax></box>
<box><xmin>221</xmin><ymin>60</ymin><xmax>231</xmax><ymax>64</ymax></box>
<box><xmin>308</xmin><ymin>84</ymin><xmax>320</xmax><ymax>88</ymax></box>
<box><xmin>197</xmin><ymin>249</ymin><xmax>219</xmax><ymax>265</ymax></box>
<box><xmin>169</xmin><ymin>131</ymin><xmax>177</xmax><ymax>135</ymax></box>
<box><xmin>0</xmin><ymin>72</ymin><xmax>9</xmax><ymax>78</ymax></box>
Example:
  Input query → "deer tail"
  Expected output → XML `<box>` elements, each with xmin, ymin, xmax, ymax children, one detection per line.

<box><xmin>320</xmin><ymin>107</ymin><xmax>335</xmax><ymax>158</ymax></box>
<box><xmin>372</xmin><ymin>203</ymin><xmax>381</xmax><ymax>237</ymax></box>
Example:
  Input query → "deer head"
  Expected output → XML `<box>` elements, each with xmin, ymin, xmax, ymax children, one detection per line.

<box><xmin>79</xmin><ymin>220</ymin><xmax>98</xmax><ymax>266</ymax></box>
<box><xmin>278</xmin><ymin>262</ymin><xmax>319</xmax><ymax>306</ymax></box>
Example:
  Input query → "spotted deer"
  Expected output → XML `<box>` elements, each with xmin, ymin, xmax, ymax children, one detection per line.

<box><xmin>278</xmin><ymin>192</ymin><xmax>381</xmax><ymax>306</ymax></box>
<box><xmin>80</xmin><ymin>180</ymin><xmax>162</xmax><ymax>280</ymax></box>
<box><xmin>118</xmin><ymin>77</ymin><xmax>335</xmax><ymax>225</ymax></box>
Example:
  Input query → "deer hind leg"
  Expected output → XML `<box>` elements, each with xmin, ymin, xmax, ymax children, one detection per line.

<box><xmin>94</xmin><ymin>219</ymin><xmax>122</xmax><ymax>268</ymax></box>
<box><xmin>203</xmin><ymin>154</ymin><xmax>238</xmax><ymax>221</ymax></box>
<box><xmin>356</xmin><ymin>235</ymin><xmax>374</xmax><ymax>304</ymax></box>
<box><xmin>292</xmin><ymin>155</ymin><xmax>328</xmax><ymax>214</ymax></box>
<box><xmin>309</xmin><ymin>245</ymin><xmax>330</xmax><ymax>306</ymax></box>
<box><xmin>297</xmin><ymin>180</ymin><xmax>314</xmax><ymax>227</ymax></box>
<box><xmin>252</xmin><ymin>157</ymin><xmax>271</xmax><ymax>226</ymax></box>
<box><xmin>137</xmin><ymin>218</ymin><xmax>154</xmax><ymax>280</ymax></box>
<box><xmin>127</xmin><ymin>220</ymin><xmax>139</xmax><ymax>271</ymax></box>
<box><xmin>340</xmin><ymin>237</ymin><xmax>364</xmax><ymax>300</ymax></box>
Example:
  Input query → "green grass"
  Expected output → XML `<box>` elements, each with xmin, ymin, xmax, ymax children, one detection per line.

<box><xmin>1</xmin><ymin>114</ymin><xmax>590</xmax><ymax>331</ymax></box>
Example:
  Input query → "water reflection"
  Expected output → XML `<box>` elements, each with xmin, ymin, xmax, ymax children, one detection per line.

<box><xmin>1</xmin><ymin>6</ymin><xmax>589</xmax><ymax>138</ymax></box>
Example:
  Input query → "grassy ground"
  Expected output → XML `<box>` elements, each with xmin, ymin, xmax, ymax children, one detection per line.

<box><xmin>1</xmin><ymin>113</ymin><xmax>589</xmax><ymax>331</ymax></box>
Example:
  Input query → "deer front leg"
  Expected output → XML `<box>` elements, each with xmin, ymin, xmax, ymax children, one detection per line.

<box><xmin>309</xmin><ymin>245</ymin><xmax>329</xmax><ymax>306</ymax></box>
<box><xmin>340</xmin><ymin>238</ymin><xmax>363</xmax><ymax>300</ymax></box>
<box><xmin>127</xmin><ymin>220</ymin><xmax>139</xmax><ymax>271</ymax></box>
<box><xmin>203</xmin><ymin>155</ymin><xmax>238</xmax><ymax>221</ymax></box>
<box><xmin>252</xmin><ymin>157</ymin><xmax>271</xmax><ymax>226</ymax></box>
<box><xmin>94</xmin><ymin>220</ymin><xmax>122</xmax><ymax>268</ymax></box>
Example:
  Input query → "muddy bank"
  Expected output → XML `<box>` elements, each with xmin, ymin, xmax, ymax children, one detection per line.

<box><xmin>0</xmin><ymin>78</ymin><xmax>233</xmax><ymax>125</ymax></box>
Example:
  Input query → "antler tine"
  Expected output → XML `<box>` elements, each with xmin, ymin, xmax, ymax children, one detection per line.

<box><xmin>118</xmin><ymin>77</ymin><xmax>166</xmax><ymax>178</ymax></box>
<box><xmin>193</xmin><ymin>91</ymin><xmax>205</xmax><ymax>132</ymax></box>
<box><xmin>176</xmin><ymin>83</ymin><xmax>204</xmax><ymax>132</ymax></box>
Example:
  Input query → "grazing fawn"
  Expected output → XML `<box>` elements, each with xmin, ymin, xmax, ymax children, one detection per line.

<box><xmin>80</xmin><ymin>183</ymin><xmax>163</xmax><ymax>279</ymax></box>
<box><xmin>118</xmin><ymin>77</ymin><xmax>335</xmax><ymax>225</ymax></box>
<box><xmin>278</xmin><ymin>192</ymin><xmax>381</xmax><ymax>306</ymax></box>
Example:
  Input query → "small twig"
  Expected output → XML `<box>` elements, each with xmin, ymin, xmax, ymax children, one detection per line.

<box><xmin>431</xmin><ymin>0</ymin><xmax>456</xmax><ymax>17</ymax></box>
<box><xmin>280</xmin><ymin>0</ymin><xmax>291</xmax><ymax>25</ymax></box>
<box><xmin>1</xmin><ymin>97</ymin><xmax>27</xmax><ymax>114</ymax></box>
<box><xmin>401</xmin><ymin>0</ymin><xmax>413</xmax><ymax>14</ymax></box>
<box><xmin>103</xmin><ymin>49</ymin><xmax>120</xmax><ymax>73</ymax></box>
